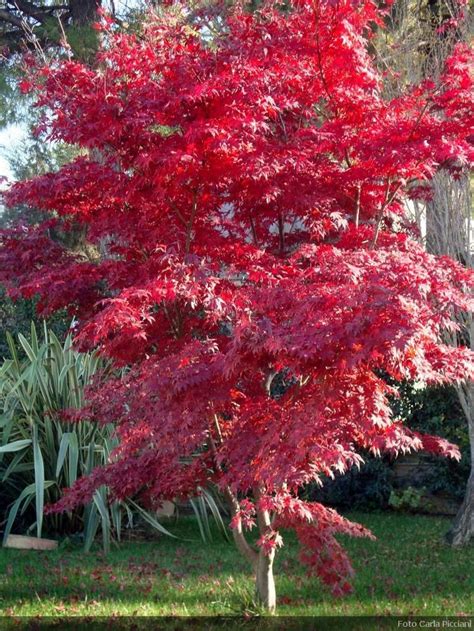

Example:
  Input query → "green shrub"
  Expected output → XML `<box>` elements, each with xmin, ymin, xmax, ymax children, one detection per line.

<box><xmin>389</xmin><ymin>486</ymin><xmax>427</xmax><ymax>512</ymax></box>
<box><xmin>391</xmin><ymin>382</ymin><xmax>470</xmax><ymax>502</ymax></box>
<box><xmin>0</xmin><ymin>288</ymin><xmax>69</xmax><ymax>361</ymax></box>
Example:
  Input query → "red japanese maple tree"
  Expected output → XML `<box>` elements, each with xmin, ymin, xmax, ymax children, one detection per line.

<box><xmin>1</xmin><ymin>0</ymin><xmax>473</xmax><ymax>611</ymax></box>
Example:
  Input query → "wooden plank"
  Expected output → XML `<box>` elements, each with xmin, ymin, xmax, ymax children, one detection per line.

<box><xmin>4</xmin><ymin>535</ymin><xmax>58</xmax><ymax>551</ymax></box>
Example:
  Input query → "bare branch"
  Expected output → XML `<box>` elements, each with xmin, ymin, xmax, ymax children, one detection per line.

<box><xmin>0</xmin><ymin>9</ymin><xmax>24</xmax><ymax>29</ymax></box>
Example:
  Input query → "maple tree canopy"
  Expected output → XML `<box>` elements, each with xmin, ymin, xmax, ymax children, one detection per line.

<box><xmin>1</xmin><ymin>0</ymin><xmax>473</xmax><ymax>601</ymax></box>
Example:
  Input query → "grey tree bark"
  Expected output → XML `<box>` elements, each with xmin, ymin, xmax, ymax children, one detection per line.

<box><xmin>253</xmin><ymin>484</ymin><xmax>277</xmax><ymax>612</ymax></box>
<box><xmin>425</xmin><ymin>172</ymin><xmax>474</xmax><ymax>546</ymax></box>
<box><xmin>446</xmin><ymin>382</ymin><xmax>474</xmax><ymax>545</ymax></box>
<box><xmin>224</xmin><ymin>484</ymin><xmax>277</xmax><ymax>613</ymax></box>
<box><xmin>255</xmin><ymin>547</ymin><xmax>276</xmax><ymax>612</ymax></box>
<box><xmin>216</xmin><ymin>423</ymin><xmax>277</xmax><ymax>612</ymax></box>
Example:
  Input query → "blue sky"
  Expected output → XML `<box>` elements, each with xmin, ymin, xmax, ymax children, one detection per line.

<box><xmin>0</xmin><ymin>125</ymin><xmax>26</xmax><ymax>180</ymax></box>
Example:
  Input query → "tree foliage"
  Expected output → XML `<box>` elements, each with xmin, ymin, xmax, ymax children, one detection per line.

<box><xmin>1</xmin><ymin>0</ymin><xmax>473</xmax><ymax>608</ymax></box>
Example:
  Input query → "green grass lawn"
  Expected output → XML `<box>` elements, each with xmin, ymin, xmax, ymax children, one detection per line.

<box><xmin>0</xmin><ymin>512</ymin><xmax>472</xmax><ymax>618</ymax></box>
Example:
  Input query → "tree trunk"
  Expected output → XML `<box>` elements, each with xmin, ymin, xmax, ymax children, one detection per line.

<box><xmin>69</xmin><ymin>0</ymin><xmax>101</xmax><ymax>26</ymax></box>
<box><xmin>446</xmin><ymin>466</ymin><xmax>474</xmax><ymax>546</ymax></box>
<box><xmin>255</xmin><ymin>548</ymin><xmax>276</xmax><ymax>613</ymax></box>
<box><xmin>218</xmin><ymin>439</ymin><xmax>278</xmax><ymax>612</ymax></box>
<box><xmin>252</xmin><ymin>483</ymin><xmax>277</xmax><ymax>613</ymax></box>
<box><xmin>422</xmin><ymin>18</ymin><xmax>473</xmax><ymax>549</ymax></box>
<box><xmin>425</xmin><ymin>172</ymin><xmax>471</xmax><ymax>264</ymax></box>
<box><xmin>445</xmin><ymin>384</ymin><xmax>474</xmax><ymax>546</ymax></box>
<box><xmin>224</xmin><ymin>484</ymin><xmax>278</xmax><ymax>613</ymax></box>
<box><xmin>424</xmin><ymin>172</ymin><xmax>473</xmax><ymax>547</ymax></box>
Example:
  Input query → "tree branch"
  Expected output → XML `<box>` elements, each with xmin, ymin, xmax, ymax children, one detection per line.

<box><xmin>208</xmin><ymin>414</ymin><xmax>258</xmax><ymax>568</ymax></box>
<box><xmin>355</xmin><ymin>183</ymin><xmax>361</xmax><ymax>228</ymax></box>
<box><xmin>223</xmin><ymin>486</ymin><xmax>258</xmax><ymax>568</ymax></box>
<box><xmin>0</xmin><ymin>8</ymin><xmax>24</xmax><ymax>29</ymax></box>
<box><xmin>6</xmin><ymin>0</ymin><xmax>57</xmax><ymax>24</ymax></box>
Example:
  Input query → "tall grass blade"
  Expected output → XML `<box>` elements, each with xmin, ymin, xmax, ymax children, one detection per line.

<box><xmin>0</xmin><ymin>439</ymin><xmax>31</xmax><ymax>453</ymax></box>
<box><xmin>32</xmin><ymin>424</ymin><xmax>45</xmax><ymax>537</ymax></box>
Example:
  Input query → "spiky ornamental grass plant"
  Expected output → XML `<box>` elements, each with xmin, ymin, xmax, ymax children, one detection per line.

<box><xmin>0</xmin><ymin>323</ymin><xmax>176</xmax><ymax>551</ymax></box>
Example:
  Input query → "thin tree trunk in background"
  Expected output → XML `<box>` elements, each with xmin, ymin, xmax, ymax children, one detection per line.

<box><xmin>426</xmin><ymin>173</ymin><xmax>472</xmax><ymax>263</ymax></box>
<box><xmin>446</xmin><ymin>382</ymin><xmax>474</xmax><ymax>545</ymax></box>
<box><xmin>425</xmin><ymin>172</ymin><xmax>474</xmax><ymax>546</ymax></box>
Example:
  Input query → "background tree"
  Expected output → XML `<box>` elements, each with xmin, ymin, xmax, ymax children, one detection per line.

<box><xmin>1</xmin><ymin>0</ymin><xmax>473</xmax><ymax>611</ymax></box>
<box><xmin>0</xmin><ymin>138</ymin><xmax>79</xmax><ymax>357</ymax></box>
<box><xmin>0</xmin><ymin>0</ymin><xmax>126</xmax><ymax>344</ymax></box>
<box><xmin>0</xmin><ymin>0</ymin><xmax>102</xmax><ymax>58</ymax></box>
<box><xmin>376</xmin><ymin>0</ymin><xmax>474</xmax><ymax>546</ymax></box>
